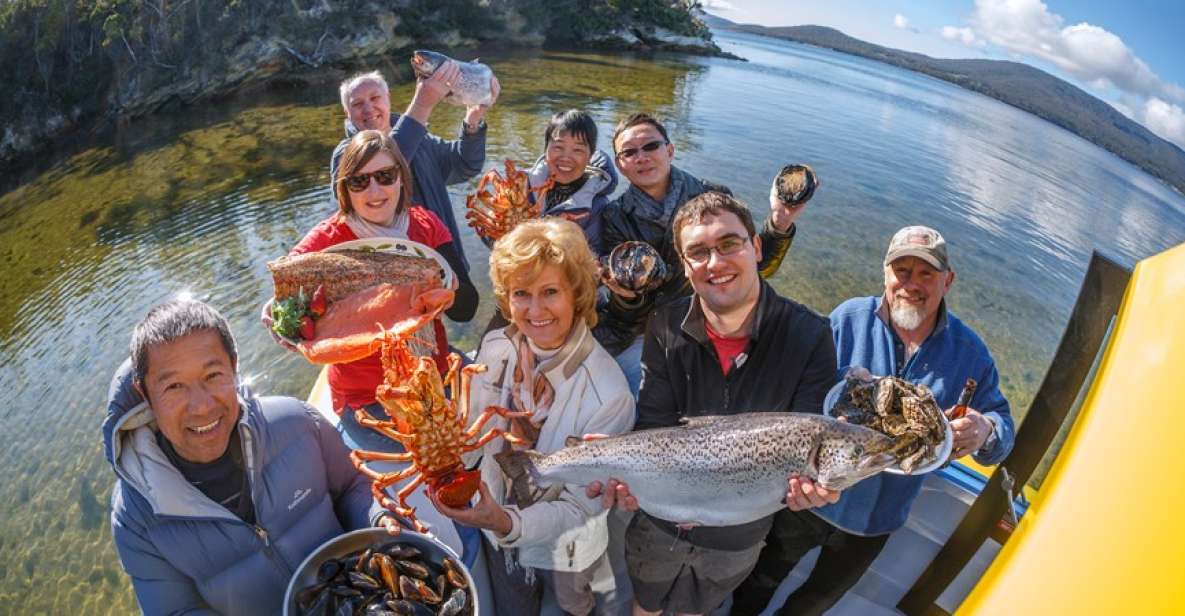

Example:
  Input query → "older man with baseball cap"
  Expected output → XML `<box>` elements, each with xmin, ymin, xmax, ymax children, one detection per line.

<box><xmin>731</xmin><ymin>225</ymin><xmax>1015</xmax><ymax>616</ymax></box>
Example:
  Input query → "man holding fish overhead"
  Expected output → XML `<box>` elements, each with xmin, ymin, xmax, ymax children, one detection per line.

<box><xmin>596</xmin><ymin>112</ymin><xmax>819</xmax><ymax>396</ymax></box>
<box><xmin>588</xmin><ymin>191</ymin><xmax>838</xmax><ymax>616</ymax></box>
<box><xmin>731</xmin><ymin>225</ymin><xmax>1017</xmax><ymax>616</ymax></box>
<box><xmin>331</xmin><ymin>50</ymin><xmax>500</xmax><ymax>267</ymax></box>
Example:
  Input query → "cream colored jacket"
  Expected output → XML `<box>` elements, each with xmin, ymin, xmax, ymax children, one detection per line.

<box><xmin>464</xmin><ymin>321</ymin><xmax>635</xmax><ymax>572</ymax></box>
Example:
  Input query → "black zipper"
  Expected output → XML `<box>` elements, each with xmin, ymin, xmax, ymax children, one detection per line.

<box><xmin>239</xmin><ymin>422</ymin><xmax>294</xmax><ymax>579</ymax></box>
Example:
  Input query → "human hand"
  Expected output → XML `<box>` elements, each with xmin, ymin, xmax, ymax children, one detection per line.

<box><xmin>946</xmin><ymin>407</ymin><xmax>994</xmax><ymax>459</ymax></box>
<box><xmin>410</xmin><ymin>61</ymin><xmax>461</xmax><ymax>117</ymax></box>
<box><xmin>768</xmin><ymin>180</ymin><xmax>810</xmax><ymax>233</ymax></box>
<box><xmin>377</xmin><ymin>513</ymin><xmax>405</xmax><ymax>536</ymax></box>
<box><xmin>429</xmin><ymin>481</ymin><xmax>514</xmax><ymax>536</ymax></box>
<box><xmin>585</xmin><ymin>478</ymin><xmax>639</xmax><ymax>512</ymax></box>
<box><xmin>260</xmin><ymin>298</ymin><xmax>298</xmax><ymax>352</ymax></box>
<box><xmin>785</xmin><ymin>473</ymin><xmax>841</xmax><ymax>511</ymax></box>
<box><xmin>464</xmin><ymin>75</ymin><xmax>500</xmax><ymax>128</ymax></box>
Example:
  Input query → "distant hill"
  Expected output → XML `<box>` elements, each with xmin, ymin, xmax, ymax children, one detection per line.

<box><xmin>703</xmin><ymin>15</ymin><xmax>1185</xmax><ymax>195</ymax></box>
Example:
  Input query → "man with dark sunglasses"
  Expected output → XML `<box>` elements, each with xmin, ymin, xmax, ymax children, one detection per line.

<box><xmin>596</xmin><ymin>112</ymin><xmax>817</xmax><ymax>396</ymax></box>
<box><xmin>330</xmin><ymin>67</ymin><xmax>500</xmax><ymax>268</ymax></box>
<box><xmin>587</xmin><ymin>191</ymin><xmax>837</xmax><ymax>616</ymax></box>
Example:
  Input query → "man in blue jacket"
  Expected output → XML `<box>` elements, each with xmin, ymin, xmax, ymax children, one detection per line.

<box><xmin>104</xmin><ymin>299</ymin><xmax>391</xmax><ymax>614</ymax></box>
<box><xmin>331</xmin><ymin>65</ymin><xmax>499</xmax><ymax>267</ymax></box>
<box><xmin>731</xmin><ymin>225</ymin><xmax>1016</xmax><ymax>615</ymax></box>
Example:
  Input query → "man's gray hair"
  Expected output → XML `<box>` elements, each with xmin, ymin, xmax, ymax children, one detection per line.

<box><xmin>130</xmin><ymin>299</ymin><xmax>238</xmax><ymax>391</ymax></box>
<box><xmin>339</xmin><ymin>70</ymin><xmax>389</xmax><ymax>111</ymax></box>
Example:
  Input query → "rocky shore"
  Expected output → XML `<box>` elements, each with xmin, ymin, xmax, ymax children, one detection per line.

<box><xmin>0</xmin><ymin>1</ymin><xmax>725</xmax><ymax>171</ymax></box>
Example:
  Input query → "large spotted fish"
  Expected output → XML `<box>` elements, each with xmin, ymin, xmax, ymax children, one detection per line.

<box><xmin>497</xmin><ymin>413</ymin><xmax>897</xmax><ymax>526</ymax></box>
<box><xmin>410</xmin><ymin>50</ymin><xmax>495</xmax><ymax>107</ymax></box>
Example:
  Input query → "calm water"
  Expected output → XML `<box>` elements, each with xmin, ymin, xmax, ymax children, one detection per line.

<box><xmin>1</xmin><ymin>29</ymin><xmax>1183</xmax><ymax>613</ymax></box>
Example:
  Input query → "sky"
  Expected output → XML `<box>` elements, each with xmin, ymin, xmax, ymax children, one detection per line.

<box><xmin>702</xmin><ymin>0</ymin><xmax>1185</xmax><ymax>150</ymax></box>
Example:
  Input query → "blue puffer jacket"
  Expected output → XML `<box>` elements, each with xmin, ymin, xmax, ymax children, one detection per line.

<box><xmin>102</xmin><ymin>359</ymin><xmax>382</xmax><ymax>615</ymax></box>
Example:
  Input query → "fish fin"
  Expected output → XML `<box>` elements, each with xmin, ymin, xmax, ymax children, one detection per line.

<box><xmin>677</xmin><ymin>415</ymin><xmax>729</xmax><ymax>427</ymax></box>
<box><xmin>494</xmin><ymin>450</ymin><xmax>547</xmax><ymax>508</ymax></box>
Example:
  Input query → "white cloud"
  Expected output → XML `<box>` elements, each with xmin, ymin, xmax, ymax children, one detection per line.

<box><xmin>941</xmin><ymin>26</ymin><xmax>985</xmax><ymax>48</ymax></box>
<box><xmin>893</xmin><ymin>14</ymin><xmax>920</xmax><ymax>34</ymax></box>
<box><xmin>1141</xmin><ymin>98</ymin><xmax>1185</xmax><ymax>150</ymax></box>
<box><xmin>940</xmin><ymin>0</ymin><xmax>1185</xmax><ymax>145</ymax></box>
<box><xmin>702</xmin><ymin>0</ymin><xmax>736</xmax><ymax>11</ymax></box>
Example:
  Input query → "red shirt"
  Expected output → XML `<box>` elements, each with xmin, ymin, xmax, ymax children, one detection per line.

<box><xmin>704</xmin><ymin>321</ymin><xmax>751</xmax><ymax>376</ymax></box>
<box><xmin>290</xmin><ymin>207</ymin><xmax>453</xmax><ymax>412</ymax></box>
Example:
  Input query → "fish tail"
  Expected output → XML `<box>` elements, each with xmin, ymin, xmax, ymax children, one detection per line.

<box><xmin>494</xmin><ymin>450</ymin><xmax>548</xmax><ymax>507</ymax></box>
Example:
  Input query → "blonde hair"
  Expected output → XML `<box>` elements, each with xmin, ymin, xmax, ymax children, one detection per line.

<box><xmin>489</xmin><ymin>219</ymin><xmax>599</xmax><ymax>328</ymax></box>
<box><xmin>334</xmin><ymin>130</ymin><xmax>413</xmax><ymax>220</ymax></box>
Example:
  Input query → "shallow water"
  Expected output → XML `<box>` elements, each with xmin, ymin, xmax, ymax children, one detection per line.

<box><xmin>1</xmin><ymin>29</ymin><xmax>1183</xmax><ymax>613</ymax></box>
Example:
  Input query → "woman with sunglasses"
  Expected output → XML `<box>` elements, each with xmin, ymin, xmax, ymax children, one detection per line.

<box><xmin>287</xmin><ymin>129</ymin><xmax>478</xmax><ymax>450</ymax></box>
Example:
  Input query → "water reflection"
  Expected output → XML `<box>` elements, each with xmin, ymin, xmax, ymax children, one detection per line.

<box><xmin>1</xmin><ymin>35</ymin><xmax>1184</xmax><ymax>614</ymax></box>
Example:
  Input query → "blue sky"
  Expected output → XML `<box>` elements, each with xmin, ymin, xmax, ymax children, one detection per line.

<box><xmin>703</xmin><ymin>0</ymin><xmax>1185</xmax><ymax>148</ymax></box>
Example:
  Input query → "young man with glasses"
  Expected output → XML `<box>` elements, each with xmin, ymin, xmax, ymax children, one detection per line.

<box><xmin>330</xmin><ymin>67</ymin><xmax>500</xmax><ymax>267</ymax></box>
<box><xmin>588</xmin><ymin>191</ymin><xmax>838</xmax><ymax>616</ymax></box>
<box><xmin>596</xmin><ymin>113</ymin><xmax>817</xmax><ymax>395</ymax></box>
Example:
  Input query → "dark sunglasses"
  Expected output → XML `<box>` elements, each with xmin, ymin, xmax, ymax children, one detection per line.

<box><xmin>616</xmin><ymin>139</ymin><xmax>668</xmax><ymax>161</ymax></box>
<box><xmin>343</xmin><ymin>166</ymin><xmax>400</xmax><ymax>192</ymax></box>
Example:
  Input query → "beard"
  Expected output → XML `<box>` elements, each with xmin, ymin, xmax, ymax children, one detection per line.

<box><xmin>890</xmin><ymin>300</ymin><xmax>928</xmax><ymax>331</ymax></box>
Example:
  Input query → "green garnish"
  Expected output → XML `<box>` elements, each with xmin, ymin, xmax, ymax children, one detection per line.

<box><xmin>271</xmin><ymin>288</ymin><xmax>308</xmax><ymax>340</ymax></box>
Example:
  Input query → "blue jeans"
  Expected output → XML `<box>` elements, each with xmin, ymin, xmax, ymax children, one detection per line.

<box><xmin>338</xmin><ymin>401</ymin><xmax>405</xmax><ymax>453</ymax></box>
<box><xmin>614</xmin><ymin>335</ymin><xmax>644</xmax><ymax>400</ymax></box>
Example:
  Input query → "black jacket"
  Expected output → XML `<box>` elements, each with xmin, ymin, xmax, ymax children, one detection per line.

<box><xmin>595</xmin><ymin>184</ymin><xmax>795</xmax><ymax>355</ymax></box>
<box><xmin>632</xmin><ymin>281</ymin><xmax>837</xmax><ymax>549</ymax></box>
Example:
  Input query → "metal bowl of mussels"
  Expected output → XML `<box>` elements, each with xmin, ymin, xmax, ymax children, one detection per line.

<box><xmin>284</xmin><ymin>528</ymin><xmax>476</xmax><ymax>616</ymax></box>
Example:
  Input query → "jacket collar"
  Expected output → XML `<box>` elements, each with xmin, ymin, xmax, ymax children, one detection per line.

<box><xmin>111</xmin><ymin>394</ymin><xmax>257</xmax><ymax>521</ymax></box>
<box><xmin>502</xmin><ymin>320</ymin><xmax>596</xmax><ymax>382</ymax></box>
<box><xmin>680</xmin><ymin>281</ymin><xmax>773</xmax><ymax>346</ymax></box>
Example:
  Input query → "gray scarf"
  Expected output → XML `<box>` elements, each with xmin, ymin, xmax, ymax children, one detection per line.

<box><xmin>620</xmin><ymin>165</ymin><xmax>707</xmax><ymax>228</ymax></box>
<box><xmin>344</xmin><ymin>209</ymin><xmax>410</xmax><ymax>240</ymax></box>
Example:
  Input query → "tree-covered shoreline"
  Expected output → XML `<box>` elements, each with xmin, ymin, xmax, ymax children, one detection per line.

<box><xmin>0</xmin><ymin>0</ymin><xmax>720</xmax><ymax>170</ymax></box>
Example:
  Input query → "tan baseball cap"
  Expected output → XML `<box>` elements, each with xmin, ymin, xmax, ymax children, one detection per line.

<box><xmin>884</xmin><ymin>225</ymin><xmax>951</xmax><ymax>271</ymax></box>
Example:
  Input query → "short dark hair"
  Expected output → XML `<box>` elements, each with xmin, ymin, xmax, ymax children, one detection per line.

<box><xmin>671</xmin><ymin>191</ymin><xmax>757</xmax><ymax>256</ymax></box>
<box><xmin>131</xmin><ymin>299</ymin><xmax>238</xmax><ymax>394</ymax></box>
<box><xmin>544</xmin><ymin>109</ymin><xmax>597</xmax><ymax>149</ymax></box>
<box><xmin>612</xmin><ymin>113</ymin><xmax>670</xmax><ymax>153</ymax></box>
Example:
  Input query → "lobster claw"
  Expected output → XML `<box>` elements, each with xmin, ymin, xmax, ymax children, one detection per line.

<box><xmin>431</xmin><ymin>468</ymin><xmax>482</xmax><ymax>508</ymax></box>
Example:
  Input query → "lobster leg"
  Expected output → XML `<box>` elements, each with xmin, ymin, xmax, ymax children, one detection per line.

<box><xmin>466</xmin><ymin>427</ymin><xmax>530</xmax><ymax>452</ymax></box>
<box><xmin>458</xmin><ymin>364</ymin><xmax>487</xmax><ymax>427</ymax></box>
<box><xmin>464</xmin><ymin>404</ymin><xmax>532</xmax><ymax>439</ymax></box>
<box><xmin>394</xmin><ymin>474</ymin><xmax>428</xmax><ymax>533</ymax></box>
<box><xmin>367</xmin><ymin>464</ymin><xmax>419</xmax><ymax>502</ymax></box>
<box><xmin>352</xmin><ymin>449</ymin><xmax>414</xmax><ymax>463</ymax></box>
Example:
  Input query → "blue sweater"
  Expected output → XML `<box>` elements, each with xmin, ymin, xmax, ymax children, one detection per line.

<box><xmin>331</xmin><ymin>113</ymin><xmax>486</xmax><ymax>269</ymax></box>
<box><xmin>814</xmin><ymin>296</ymin><xmax>1015</xmax><ymax>535</ymax></box>
<box><xmin>103</xmin><ymin>360</ymin><xmax>381</xmax><ymax>615</ymax></box>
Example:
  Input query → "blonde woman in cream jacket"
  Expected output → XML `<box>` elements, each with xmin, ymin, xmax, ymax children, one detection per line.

<box><xmin>431</xmin><ymin>218</ymin><xmax>634</xmax><ymax>615</ymax></box>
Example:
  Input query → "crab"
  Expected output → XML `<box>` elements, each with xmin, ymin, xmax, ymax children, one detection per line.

<box><xmin>604</xmin><ymin>241</ymin><xmax>669</xmax><ymax>294</ymax></box>
<box><xmin>833</xmin><ymin>374</ymin><xmax>946</xmax><ymax>472</ymax></box>
<box><xmin>349</xmin><ymin>325</ymin><xmax>531</xmax><ymax>532</ymax></box>
<box><xmin>465</xmin><ymin>159</ymin><xmax>554</xmax><ymax>241</ymax></box>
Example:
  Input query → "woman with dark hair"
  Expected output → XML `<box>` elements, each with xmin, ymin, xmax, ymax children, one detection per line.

<box><xmin>521</xmin><ymin>109</ymin><xmax>618</xmax><ymax>253</ymax></box>
<box><xmin>281</xmin><ymin>129</ymin><xmax>478</xmax><ymax>450</ymax></box>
